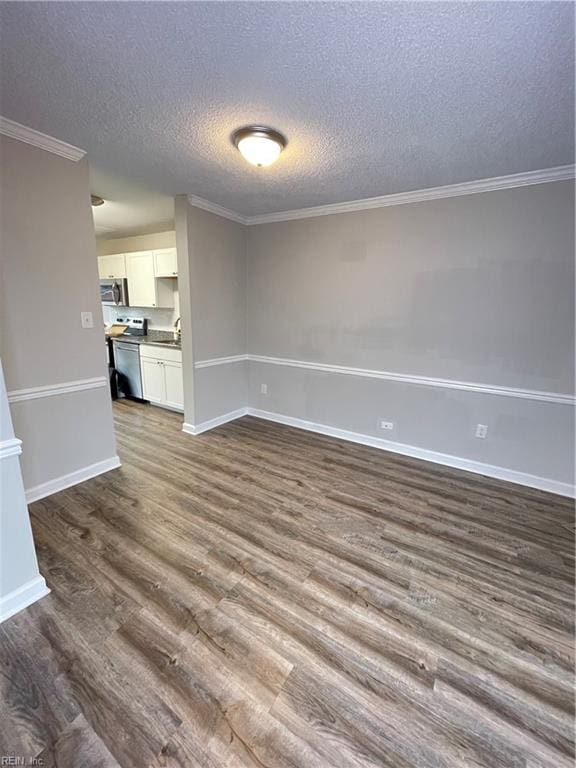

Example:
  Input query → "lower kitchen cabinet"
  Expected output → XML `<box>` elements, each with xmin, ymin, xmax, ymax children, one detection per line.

<box><xmin>140</xmin><ymin>344</ymin><xmax>183</xmax><ymax>411</ymax></box>
<box><xmin>163</xmin><ymin>360</ymin><xmax>184</xmax><ymax>409</ymax></box>
<box><xmin>141</xmin><ymin>357</ymin><xmax>166</xmax><ymax>403</ymax></box>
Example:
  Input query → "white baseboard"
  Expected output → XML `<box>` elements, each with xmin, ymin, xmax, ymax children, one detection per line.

<box><xmin>25</xmin><ymin>455</ymin><xmax>121</xmax><ymax>503</ymax></box>
<box><xmin>247</xmin><ymin>408</ymin><xmax>574</xmax><ymax>498</ymax></box>
<box><xmin>182</xmin><ymin>408</ymin><xmax>249</xmax><ymax>436</ymax></box>
<box><xmin>179</xmin><ymin>404</ymin><xmax>573</xmax><ymax>497</ymax></box>
<box><xmin>0</xmin><ymin>575</ymin><xmax>50</xmax><ymax>624</ymax></box>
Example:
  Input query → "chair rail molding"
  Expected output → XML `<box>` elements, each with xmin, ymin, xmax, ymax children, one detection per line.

<box><xmin>0</xmin><ymin>437</ymin><xmax>22</xmax><ymax>460</ymax></box>
<box><xmin>193</xmin><ymin>354</ymin><xmax>574</xmax><ymax>406</ymax></box>
<box><xmin>0</xmin><ymin>116</ymin><xmax>86</xmax><ymax>161</ymax></box>
<box><xmin>7</xmin><ymin>376</ymin><xmax>108</xmax><ymax>403</ymax></box>
<box><xmin>194</xmin><ymin>354</ymin><xmax>249</xmax><ymax>369</ymax></box>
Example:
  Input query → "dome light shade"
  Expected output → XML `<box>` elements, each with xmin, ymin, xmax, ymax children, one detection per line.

<box><xmin>232</xmin><ymin>126</ymin><xmax>286</xmax><ymax>167</ymax></box>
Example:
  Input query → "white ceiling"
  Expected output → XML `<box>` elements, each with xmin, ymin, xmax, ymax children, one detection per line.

<box><xmin>89</xmin><ymin>166</ymin><xmax>174</xmax><ymax>238</ymax></box>
<box><xmin>0</xmin><ymin>1</ymin><xmax>573</xmax><ymax>234</ymax></box>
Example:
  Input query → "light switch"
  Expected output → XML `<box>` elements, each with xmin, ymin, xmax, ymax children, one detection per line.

<box><xmin>81</xmin><ymin>311</ymin><xmax>94</xmax><ymax>329</ymax></box>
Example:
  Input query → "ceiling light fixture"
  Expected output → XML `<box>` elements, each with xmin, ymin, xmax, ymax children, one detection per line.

<box><xmin>91</xmin><ymin>194</ymin><xmax>105</xmax><ymax>206</ymax></box>
<box><xmin>232</xmin><ymin>126</ymin><xmax>287</xmax><ymax>168</ymax></box>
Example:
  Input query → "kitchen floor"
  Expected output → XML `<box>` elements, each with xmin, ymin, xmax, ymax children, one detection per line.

<box><xmin>1</xmin><ymin>400</ymin><xmax>573</xmax><ymax>767</ymax></box>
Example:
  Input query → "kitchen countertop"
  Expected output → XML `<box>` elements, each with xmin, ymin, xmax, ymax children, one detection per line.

<box><xmin>106</xmin><ymin>330</ymin><xmax>181</xmax><ymax>349</ymax></box>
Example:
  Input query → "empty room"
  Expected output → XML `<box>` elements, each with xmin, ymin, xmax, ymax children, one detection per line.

<box><xmin>0</xmin><ymin>2</ymin><xmax>574</xmax><ymax>767</ymax></box>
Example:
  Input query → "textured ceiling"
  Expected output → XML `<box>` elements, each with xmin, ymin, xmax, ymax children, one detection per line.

<box><xmin>89</xmin><ymin>166</ymin><xmax>174</xmax><ymax>238</ymax></box>
<box><xmin>0</xmin><ymin>1</ymin><xmax>573</xmax><ymax>228</ymax></box>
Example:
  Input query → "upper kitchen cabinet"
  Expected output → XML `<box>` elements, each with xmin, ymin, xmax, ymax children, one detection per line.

<box><xmin>98</xmin><ymin>253</ymin><xmax>126</xmax><ymax>279</ymax></box>
<box><xmin>125</xmin><ymin>251</ymin><xmax>174</xmax><ymax>308</ymax></box>
<box><xmin>153</xmin><ymin>248</ymin><xmax>178</xmax><ymax>277</ymax></box>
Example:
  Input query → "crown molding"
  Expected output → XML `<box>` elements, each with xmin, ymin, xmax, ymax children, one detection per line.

<box><xmin>188</xmin><ymin>165</ymin><xmax>575</xmax><ymax>226</ymax></box>
<box><xmin>187</xmin><ymin>194</ymin><xmax>248</xmax><ymax>225</ymax></box>
<box><xmin>246</xmin><ymin>165</ymin><xmax>575</xmax><ymax>225</ymax></box>
<box><xmin>0</xmin><ymin>116</ymin><xmax>86</xmax><ymax>162</ymax></box>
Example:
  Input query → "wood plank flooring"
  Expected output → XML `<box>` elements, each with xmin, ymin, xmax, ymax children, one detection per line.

<box><xmin>1</xmin><ymin>400</ymin><xmax>574</xmax><ymax>767</ymax></box>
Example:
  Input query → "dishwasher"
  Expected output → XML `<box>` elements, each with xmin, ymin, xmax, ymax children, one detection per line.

<box><xmin>113</xmin><ymin>340</ymin><xmax>144</xmax><ymax>400</ymax></box>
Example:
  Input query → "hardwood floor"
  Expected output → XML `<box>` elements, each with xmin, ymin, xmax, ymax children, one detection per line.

<box><xmin>1</xmin><ymin>400</ymin><xmax>574</xmax><ymax>767</ymax></box>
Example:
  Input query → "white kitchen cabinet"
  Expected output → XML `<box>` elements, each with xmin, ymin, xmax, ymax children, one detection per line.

<box><xmin>125</xmin><ymin>251</ymin><xmax>174</xmax><ymax>308</ymax></box>
<box><xmin>140</xmin><ymin>344</ymin><xmax>183</xmax><ymax>411</ymax></box>
<box><xmin>153</xmin><ymin>248</ymin><xmax>178</xmax><ymax>277</ymax></box>
<box><xmin>125</xmin><ymin>251</ymin><xmax>156</xmax><ymax>307</ymax></box>
<box><xmin>98</xmin><ymin>253</ymin><xmax>126</xmax><ymax>279</ymax></box>
<box><xmin>140</xmin><ymin>357</ymin><xmax>166</xmax><ymax>403</ymax></box>
<box><xmin>163</xmin><ymin>360</ymin><xmax>184</xmax><ymax>409</ymax></box>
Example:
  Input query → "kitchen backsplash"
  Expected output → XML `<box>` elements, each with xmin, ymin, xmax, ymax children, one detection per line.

<box><xmin>102</xmin><ymin>288</ymin><xmax>180</xmax><ymax>331</ymax></box>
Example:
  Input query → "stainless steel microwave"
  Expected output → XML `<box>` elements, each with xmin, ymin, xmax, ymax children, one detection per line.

<box><xmin>100</xmin><ymin>278</ymin><xmax>128</xmax><ymax>306</ymax></box>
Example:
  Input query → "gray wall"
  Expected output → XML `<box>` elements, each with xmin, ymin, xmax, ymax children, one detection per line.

<box><xmin>96</xmin><ymin>230</ymin><xmax>176</xmax><ymax>256</ymax></box>
<box><xmin>248</xmin><ymin>182</ymin><xmax>574</xmax><ymax>392</ymax></box>
<box><xmin>0</xmin><ymin>135</ymin><xmax>117</xmax><ymax>490</ymax></box>
<box><xmin>246</xmin><ymin>181</ymin><xmax>575</xmax><ymax>487</ymax></box>
<box><xmin>176</xmin><ymin>199</ymin><xmax>247</xmax><ymax>426</ymax></box>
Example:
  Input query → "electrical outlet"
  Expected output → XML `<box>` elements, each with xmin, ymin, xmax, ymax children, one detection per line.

<box><xmin>260</xmin><ymin>383</ymin><xmax>268</xmax><ymax>395</ymax></box>
<box><xmin>379</xmin><ymin>420</ymin><xmax>394</xmax><ymax>431</ymax></box>
<box><xmin>81</xmin><ymin>311</ymin><xmax>94</xmax><ymax>329</ymax></box>
<box><xmin>475</xmin><ymin>424</ymin><xmax>488</xmax><ymax>439</ymax></box>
